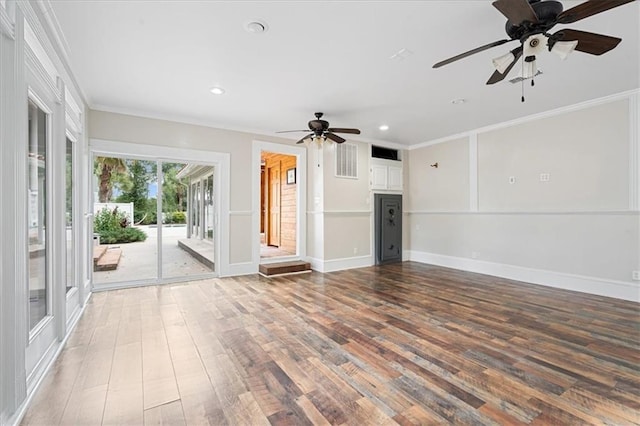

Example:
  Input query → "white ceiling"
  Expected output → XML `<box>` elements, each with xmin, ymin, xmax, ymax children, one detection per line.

<box><xmin>48</xmin><ymin>0</ymin><xmax>639</xmax><ymax>147</ymax></box>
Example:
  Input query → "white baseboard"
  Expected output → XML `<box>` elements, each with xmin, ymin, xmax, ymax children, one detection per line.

<box><xmin>225</xmin><ymin>261</ymin><xmax>258</xmax><ymax>277</ymax></box>
<box><xmin>307</xmin><ymin>255</ymin><xmax>373</xmax><ymax>273</ymax></box>
<box><xmin>407</xmin><ymin>250</ymin><xmax>640</xmax><ymax>302</ymax></box>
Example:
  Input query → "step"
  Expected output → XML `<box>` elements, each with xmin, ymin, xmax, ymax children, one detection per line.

<box><xmin>259</xmin><ymin>261</ymin><xmax>311</xmax><ymax>277</ymax></box>
<box><xmin>93</xmin><ymin>245</ymin><xmax>107</xmax><ymax>267</ymax></box>
<box><xmin>95</xmin><ymin>247</ymin><xmax>122</xmax><ymax>271</ymax></box>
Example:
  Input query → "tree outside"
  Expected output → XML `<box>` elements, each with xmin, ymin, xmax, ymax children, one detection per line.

<box><xmin>94</xmin><ymin>157</ymin><xmax>188</xmax><ymax>225</ymax></box>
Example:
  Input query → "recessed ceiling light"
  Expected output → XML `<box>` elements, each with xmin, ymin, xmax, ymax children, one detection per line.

<box><xmin>379</xmin><ymin>125</ymin><xmax>389</xmax><ymax>131</ymax></box>
<box><xmin>451</xmin><ymin>98</ymin><xmax>466</xmax><ymax>105</ymax></box>
<box><xmin>210</xmin><ymin>87</ymin><xmax>225</xmax><ymax>95</ymax></box>
<box><xmin>245</xmin><ymin>20</ymin><xmax>268</xmax><ymax>34</ymax></box>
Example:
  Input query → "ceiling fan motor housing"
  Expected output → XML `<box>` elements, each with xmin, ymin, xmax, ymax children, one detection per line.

<box><xmin>505</xmin><ymin>0</ymin><xmax>564</xmax><ymax>39</ymax></box>
<box><xmin>309</xmin><ymin>119</ymin><xmax>329</xmax><ymax>133</ymax></box>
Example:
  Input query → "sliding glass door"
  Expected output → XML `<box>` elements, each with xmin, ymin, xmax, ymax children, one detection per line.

<box><xmin>91</xmin><ymin>156</ymin><xmax>216</xmax><ymax>289</ymax></box>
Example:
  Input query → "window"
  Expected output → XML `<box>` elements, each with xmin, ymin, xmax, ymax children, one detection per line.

<box><xmin>205</xmin><ymin>174</ymin><xmax>214</xmax><ymax>241</ymax></box>
<box><xmin>65</xmin><ymin>137</ymin><xmax>75</xmax><ymax>292</ymax></box>
<box><xmin>28</xmin><ymin>100</ymin><xmax>49</xmax><ymax>329</ymax></box>
<box><xmin>335</xmin><ymin>143</ymin><xmax>358</xmax><ymax>178</ymax></box>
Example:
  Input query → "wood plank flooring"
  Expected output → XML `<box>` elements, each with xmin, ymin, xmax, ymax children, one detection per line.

<box><xmin>21</xmin><ymin>262</ymin><xmax>640</xmax><ymax>425</ymax></box>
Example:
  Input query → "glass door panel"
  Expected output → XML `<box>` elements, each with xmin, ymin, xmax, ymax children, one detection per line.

<box><xmin>162</xmin><ymin>163</ymin><xmax>214</xmax><ymax>279</ymax></box>
<box><xmin>205</xmin><ymin>174</ymin><xmax>214</xmax><ymax>242</ymax></box>
<box><xmin>65</xmin><ymin>138</ymin><xmax>75</xmax><ymax>292</ymax></box>
<box><xmin>28</xmin><ymin>101</ymin><xmax>49</xmax><ymax>329</ymax></box>
<box><xmin>92</xmin><ymin>156</ymin><xmax>157</xmax><ymax>286</ymax></box>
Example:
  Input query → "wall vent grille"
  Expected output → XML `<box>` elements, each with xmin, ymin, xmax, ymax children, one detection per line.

<box><xmin>335</xmin><ymin>143</ymin><xmax>358</xmax><ymax>179</ymax></box>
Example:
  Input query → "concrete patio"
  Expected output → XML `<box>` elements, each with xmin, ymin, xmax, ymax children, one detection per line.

<box><xmin>93</xmin><ymin>225</ymin><xmax>215</xmax><ymax>285</ymax></box>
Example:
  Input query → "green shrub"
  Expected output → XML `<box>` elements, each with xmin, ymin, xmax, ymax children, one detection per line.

<box><xmin>99</xmin><ymin>227</ymin><xmax>147</xmax><ymax>244</ymax></box>
<box><xmin>141</xmin><ymin>210</ymin><xmax>157</xmax><ymax>225</ymax></box>
<box><xmin>94</xmin><ymin>207</ymin><xmax>146</xmax><ymax>244</ymax></box>
<box><xmin>172</xmin><ymin>211</ymin><xmax>186</xmax><ymax>223</ymax></box>
<box><xmin>94</xmin><ymin>207</ymin><xmax>128</xmax><ymax>233</ymax></box>
<box><xmin>164</xmin><ymin>211</ymin><xmax>186</xmax><ymax>224</ymax></box>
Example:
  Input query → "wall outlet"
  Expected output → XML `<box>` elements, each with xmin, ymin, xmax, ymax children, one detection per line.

<box><xmin>508</xmin><ymin>176</ymin><xmax>516</xmax><ymax>184</ymax></box>
<box><xmin>471</xmin><ymin>251</ymin><xmax>479</xmax><ymax>259</ymax></box>
<box><xmin>353</xmin><ymin>247</ymin><xmax>358</xmax><ymax>255</ymax></box>
<box><xmin>540</xmin><ymin>173</ymin><xmax>550</xmax><ymax>182</ymax></box>
<box><xmin>633</xmin><ymin>271</ymin><xmax>640</xmax><ymax>281</ymax></box>
<box><xmin>416</xmin><ymin>224</ymin><xmax>420</xmax><ymax>230</ymax></box>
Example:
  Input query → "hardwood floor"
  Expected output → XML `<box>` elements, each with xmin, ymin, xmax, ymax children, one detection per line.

<box><xmin>21</xmin><ymin>262</ymin><xmax>639</xmax><ymax>425</ymax></box>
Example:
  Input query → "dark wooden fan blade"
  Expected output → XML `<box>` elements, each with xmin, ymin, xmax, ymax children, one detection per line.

<box><xmin>325</xmin><ymin>133</ymin><xmax>346</xmax><ymax>144</ymax></box>
<box><xmin>433</xmin><ymin>39</ymin><xmax>512</xmax><ymax>68</ymax></box>
<box><xmin>486</xmin><ymin>46</ymin><xmax>523</xmax><ymax>85</ymax></box>
<box><xmin>554</xmin><ymin>29</ymin><xmax>621</xmax><ymax>55</ymax></box>
<box><xmin>327</xmin><ymin>128</ymin><xmax>361</xmax><ymax>135</ymax></box>
<box><xmin>276</xmin><ymin>130</ymin><xmax>309</xmax><ymax>133</ymax></box>
<box><xmin>296</xmin><ymin>133</ymin><xmax>314</xmax><ymax>144</ymax></box>
<box><xmin>557</xmin><ymin>0</ymin><xmax>635</xmax><ymax>24</ymax></box>
<box><xmin>492</xmin><ymin>0</ymin><xmax>539</xmax><ymax>25</ymax></box>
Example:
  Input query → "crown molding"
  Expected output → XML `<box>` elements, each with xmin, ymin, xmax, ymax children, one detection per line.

<box><xmin>410</xmin><ymin>89</ymin><xmax>640</xmax><ymax>151</ymax></box>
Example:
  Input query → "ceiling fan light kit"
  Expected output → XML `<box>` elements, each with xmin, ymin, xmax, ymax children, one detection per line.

<box><xmin>493</xmin><ymin>51</ymin><xmax>516</xmax><ymax>74</ymax></box>
<box><xmin>433</xmin><ymin>0</ymin><xmax>635</xmax><ymax>99</ymax></box>
<box><xmin>551</xmin><ymin>39</ymin><xmax>579</xmax><ymax>59</ymax></box>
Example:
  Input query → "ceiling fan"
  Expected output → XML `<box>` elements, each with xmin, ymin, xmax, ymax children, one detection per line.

<box><xmin>277</xmin><ymin>112</ymin><xmax>361</xmax><ymax>144</ymax></box>
<box><xmin>433</xmin><ymin>0</ymin><xmax>636</xmax><ymax>86</ymax></box>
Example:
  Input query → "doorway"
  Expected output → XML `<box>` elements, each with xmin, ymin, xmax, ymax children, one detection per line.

<box><xmin>253</xmin><ymin>141</ymin><xmax>306</xmax><ymax>266</ymax></box>
<box><xmin>261</xmin><ymin>151</ymin><xmax>296</xmax><ymax>258</ymax></box>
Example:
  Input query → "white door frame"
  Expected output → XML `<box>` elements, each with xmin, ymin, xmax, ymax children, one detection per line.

<box><xmin>252</xmin><ymin>141</ymin><xmax>307</xmax><ymax>265</ymax></box>
<box><xmin>90</xmin><ymin>138</ymin><xmax>231</xmax><ymax>286</ymax></box>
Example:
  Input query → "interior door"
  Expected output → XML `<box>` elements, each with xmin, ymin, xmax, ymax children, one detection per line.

<box><xmin>375</xmin><ymin>194</ymin><xmax>402</xmax><ymax>264</ymax></box>
<box><xmin>268</xmin><ymin>165</ymin><xmax>281</xmax><ymax>247</ymax></box>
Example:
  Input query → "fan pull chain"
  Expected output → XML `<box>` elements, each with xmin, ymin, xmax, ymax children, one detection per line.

<box><xmin>521</xmin><ymin>54</ymin><xmax>525</xmax><ymax>103</ymax></box>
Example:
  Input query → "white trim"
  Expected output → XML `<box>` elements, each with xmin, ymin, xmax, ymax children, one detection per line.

<box><xmin>469</xmin><ymin>134</ymin><xmax>478</xmax><ymax>212</ymax></box>
<box><xmin>0</xmin><ymin>4</ymin><xmax>13</xmax><ymax>38</ymax></box>
<box><xmin>307</xmin><ymin>255</ymin><xmax>373</xmax><ymax>273</ymax></box>
<box><xmin>259</xmin><ymin>255</ymin><xmax>300</xmax><ymax>265</ymax></box>
<box><xmin>23</xmin><ymin>23</ymin><xmax>60</xmax><ymax>104</ymax></box>
<box><xmin>322</xmin><ymin>210</ymin><xmax>372</xmax><ymax>216</ymax></box>
<box><xmin>226</xmin><ymin>261</ymin><xmax>257</xmax><ymax>277</ymax></box>
<box><xmin>89</xmin><ymin>138</ymin><xmax>231</xmax><ymax>277</ymax></box>
<box><xmin>8</xmin><ymin>299</ymin><xmax>89</xmax><ymax>426</ymax></box>
<box><xmin>25</xmin><ymin>339</ymin><xmax>55</xmax><ymax>393</ymax></box>
<box><xmin>410</xmin><ymin>89</ymin><xmax>640</xmax><ymax>150</ymax></box>
<box><xmin>407</xmin><ymin>210</ymin><xmax>640</xmax><ymax>216</ymax></box>
<box><xmin>35</xmin><ymin>0</ymin><xmax>72</xmax><ymax>65</ymax></box>
<box><xmin>252</xmin><ymin>140</ymin><xmax>307</xmax><ymax>271</ymax></box>
<box><xmin>408</xmin><ymin>250</ymin><xmax>640</xmax><ymax>302</ymax></box>
<box><xmin>630</xmin><ymin>93</ymin><xmax>639</xmax><ymax>210</ymax></box>
<box><xmin>24</xmin><ymin>0</ymin><xmax>88</xmax><ymax>106</ymax></box>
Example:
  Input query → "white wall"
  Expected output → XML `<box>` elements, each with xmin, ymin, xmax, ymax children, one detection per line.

<box><xmin>322</xmin><ymin>141</ymin><xmax>372</xmax><ymax>262</ymax></box>
<box><xmin>408</xmin><ymin>137</ymin><xmax>469</xmax><ymax>211</ymax></box>
<box><xmin>407</xmin><ymin>95</ymin><xmax>640</xmax><ymax>301</ymax></box>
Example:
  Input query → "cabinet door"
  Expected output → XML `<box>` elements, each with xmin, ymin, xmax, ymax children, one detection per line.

<box><xmin>371</xmin><ymin>164</ymin><xmax>388</xmax><ymax>190</ymax></box>
<box><xmin>388</xmin><ymin>165</ymin><xmax>403</xmax><ymax>190</ymax></box>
